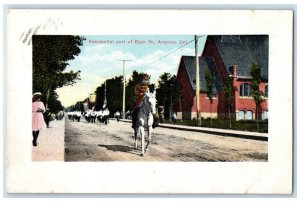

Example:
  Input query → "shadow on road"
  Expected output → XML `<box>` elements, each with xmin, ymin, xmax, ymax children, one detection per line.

<box><xmin>98</xmin><ymin>144</ymin><xmax>133</xmax><ymax>153</ymax></box>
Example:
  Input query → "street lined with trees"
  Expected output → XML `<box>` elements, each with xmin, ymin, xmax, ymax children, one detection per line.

<box><xmin>33</xmin><ymin>35</ymin><xmax>267</xmax><ymax>133</ymax></box>
<box><xmin>32</xmin><ymin>35</ymin><xmax>85</xmax><ymax>113</ymax></box>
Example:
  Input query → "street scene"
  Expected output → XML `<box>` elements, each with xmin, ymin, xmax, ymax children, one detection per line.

<box><xmin>32</xmin><ymin>116</ymin><xmax>267</xmax><ymax>161</ymax></box>
<box><xmin>32</xmin><ymin>35</ymin><xmax>269</xmax><ymax>162</ymax></box>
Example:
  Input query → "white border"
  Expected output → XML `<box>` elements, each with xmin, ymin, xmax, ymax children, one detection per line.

<box><xmin>6</xmin><ymin>9</ymin><xmax>293</xmax><ymax>194</ymax></box>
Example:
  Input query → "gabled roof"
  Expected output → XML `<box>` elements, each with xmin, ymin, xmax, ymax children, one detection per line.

<box><xmin>207</xmin><ymin>35</ymin><xmax>269</xmax><ymax>81</ymax></box>
<box><xmin>181</xmin><ymin>56</ymin><xmax>222</xmax><ymax>93</ymax></box>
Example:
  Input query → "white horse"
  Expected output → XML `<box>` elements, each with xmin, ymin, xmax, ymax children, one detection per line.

<box><xmin>133</xmin><ymin>92</ymin><xmax>157</xmax><ymax>156</ymax></box>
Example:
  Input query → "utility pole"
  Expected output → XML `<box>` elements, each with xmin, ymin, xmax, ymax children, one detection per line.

<box><xmin>117</xmin><ymin>59</ymin><xmax>132</xmax><ymax>119</ymax></box>
<box><xmin>45</xmin><ymin>89</ymin><xmax>50</xmax><ymax>110</ymax></box>
<box><xmin>103</xmin><ymin>80</ymin><xmax>107</xmax><ymax>109</ymax></box>
<box><xmin>195</xmin><ymin>35</ymin><xmax>201</xmax><ymax>126</ymax></box>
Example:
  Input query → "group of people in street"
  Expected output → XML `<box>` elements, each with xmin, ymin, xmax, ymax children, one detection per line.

<box><xmin>67</xmin><ymin>111</ymin><xmax>82</xmax><ymax>122</ymax></box>
<box><xmin>32</xmin><ymin>75</ymin><xmax>178</xmax><ymax>147</ymax></box>
<box><xmin>85</xmin><ymin>109</ymin><xmax>110</xmax><ymax>124</ymax></box>
<box><xmin>66</xmin><ymin>108</ymin><xmax>110</xmax><ymax>124</ymax></box>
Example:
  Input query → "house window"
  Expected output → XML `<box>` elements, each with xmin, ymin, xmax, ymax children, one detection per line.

<box><xmin>245</xmin><ymin>110</ymin><xmax>253</xmax><ymax>120</ymax></box>
<box><xmin>237</xmin><ymin>111</ymin><xmax>245</xmax><ymax>120</ymax></box>
<box><xmin>265</xmin><ymin>84</ymin><xmax>268</xmax><ymax>97</ymax></box>
<box><xmin>262</xmin><ymin>110</ymin><xmax>268</xmax><ymax>120</ymax></box>
<box><xmin>239</xmin><ymin>83</ymin><xmax>252</xmax><ymax>97</ymax></box>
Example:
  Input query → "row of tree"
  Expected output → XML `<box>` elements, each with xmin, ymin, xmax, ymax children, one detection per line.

<box><xmin>67</xmin><ymin>71</ymin><xmax>180</xmax><ymax>119</ymax></box>
<box><xmin>32</xmin><ymin>35</ymin><xmax>85</xmax><ymax>114</ymax></box>
<box><xmin>93</xmin><ymin>71</ymin><xmax>170</xmax><ymax>117</ymax></box>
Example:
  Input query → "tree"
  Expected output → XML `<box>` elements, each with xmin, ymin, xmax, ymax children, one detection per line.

<box><xmin>94</xmin><ymin>71</ymin><xmax>155</xmax><ymax>115</ymax></box>
<box><xmin>106</xmin><ymin>76</ymin><xmax>123</xmax><ymax>114</ymax></box>
<box><xmin>95</xmin><ymin>85</ymin><xmax>105</xmax><ymax>111</ymax></box>
<box><xmin>66</xmin><ymin>100</ymin><xmax>84</xmax><ymax>113</ymax></box>
<box><xmin>250</xmin><ymin>63</ymin><xmax>263</xmax><ymax>130</ymax></box>
<box><xmin>205</xmin><ymin>66</ymin><xmax>214</xmax><ymax>126</ymax></box>
<box><xmin>95</xmin><ymin>76</ymin><xmax>123</xmax><ymax>113</ymax></box>
<box><xmin>156</xmin><ymin>72</ymin><xmax>181</xmax><ymax>120</ymax></box>
<box><xmin>47</xmin><ymin>90</ymin><xmax>64</xmax><ymax>114</ymax></box>
<box><xmin>32</xmin><ymin>35</ymin><xmax>85</xmax><ymax>112</ymax></box>
<box><xmin>222</xmin><ymin>76</ymin><xmax>235</xmax><ymax>128</ymax></box>
<box><xmin>126</xmin><ymin>71</ymin><xmax>142</xmax><ymax>112</ymax></box>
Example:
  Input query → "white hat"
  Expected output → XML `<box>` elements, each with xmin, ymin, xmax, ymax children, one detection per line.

<box><xmin>33</xmin><ymin>92</ymin><xmax>42</xmax><ymax>97</ymax></box>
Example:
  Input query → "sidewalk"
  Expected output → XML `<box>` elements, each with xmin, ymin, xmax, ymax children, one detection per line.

<box><xmin>32</xmin><ymin>119</ymin><xmax>65</xmax><ymax>161</ymax></box>
<box><xmin>120</xmin><ymin>119</ymin><xmax>268</xmax><ymax>141</ymax></box>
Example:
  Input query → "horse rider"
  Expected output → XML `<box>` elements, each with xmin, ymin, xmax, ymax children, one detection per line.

<box><xmin>132</xmin><ymin>74</ymin><xmax>159</xmax><ymax>128</ymax></box>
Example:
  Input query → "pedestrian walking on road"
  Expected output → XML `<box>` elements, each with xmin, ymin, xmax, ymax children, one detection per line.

<box><xmin>115</xmin><ymin>111</ymin><xmax>120</xmax><ymax>122</ymax></box>
<box><xmin>90</xmin><ymin>111</ymin><xmax>96</xmax><ymax>123</ymax></box>
<box><xmin>103</xmin><ymin>108</ymin><xmax>110</xmax><ymax>124</ymax></box>
<box><xmin>32</xmin><ymin>92</ymin><xmax>46</xmax><ymax>146</ymax></box>
<box><xmin>44</xmin><ymin>110</ymin><xmax>52</xmax><ymax>127</ymax></box>
<box><xmin>172</xmin><ymin>112</ymin><xmax>177</xmax><ymax>124</ymax></box>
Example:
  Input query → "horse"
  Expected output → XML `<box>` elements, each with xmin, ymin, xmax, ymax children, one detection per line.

<box><xmin>133</xmin><ymin>92</ymin><xmax>157</xmax><ymax>156</ymax></box>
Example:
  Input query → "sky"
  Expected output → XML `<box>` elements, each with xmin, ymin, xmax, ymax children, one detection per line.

<box><xmin>56</xmin><ymin>35</ymin><xmax>207</xmax><ymax>107</ymax></box>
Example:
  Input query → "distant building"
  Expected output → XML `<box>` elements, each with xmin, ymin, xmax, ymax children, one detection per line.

<box><xmin>174</xmin><ymin>35</ymin><xmax>268</xmax><ymax>121</ymax></box>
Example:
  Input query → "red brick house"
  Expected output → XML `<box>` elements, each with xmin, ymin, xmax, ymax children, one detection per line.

<box><xmin>174</xmin><ymin>35</ymin><xmax>268</xmax><ymax>121</ymax></box>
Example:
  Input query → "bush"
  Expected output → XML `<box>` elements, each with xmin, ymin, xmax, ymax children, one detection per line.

<box><xmin>164</xmin><ymin>117</ymin><xmax>268</xmax><ymax>133</ymax></box>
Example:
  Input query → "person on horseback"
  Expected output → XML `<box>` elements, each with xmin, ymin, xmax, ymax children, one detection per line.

<box><xmin>132</xmin><ymin>74</ymin><xmax>150</xmax><ymax>128</ymax></box>
<box><xmin>132</xmin><ymin>74</ymin><xmax>159</xmax><ymax>128</ymax></box>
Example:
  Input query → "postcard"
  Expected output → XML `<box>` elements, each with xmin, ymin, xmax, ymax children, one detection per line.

<box><xmin>6</xmin><ymin>9</ymin><xmax>293</xmax><ymax>194</ymax></box>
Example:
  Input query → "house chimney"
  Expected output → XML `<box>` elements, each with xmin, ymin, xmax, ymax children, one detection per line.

<box><xmin>229</xmin><ymin>65</ymin><xmax>237</xmax><ymax>78</ymax></box>
<box><xmin>232</xmin><ymin>65</ymin><xmax>236</xmax><ymax>78</ymax></box>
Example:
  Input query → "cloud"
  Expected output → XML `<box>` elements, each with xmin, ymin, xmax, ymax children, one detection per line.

<box><xmin>57</xmin><ymin>44</ymin><xmax>195</xmax><ymax>107</ymax></box>
<box><xmin>56</xmin><ymin>85</ymin><xmax>88</xmax><ymax>107</ymax></box>
<box><xmin>57</xmin><ymin>74</ymin><xmax>106</xmax><ymax>107</ymax></box>
<box><xmin>129</xmin><ymin>47</ymin><xmax>194</xmax><ymax>82</ymax></box>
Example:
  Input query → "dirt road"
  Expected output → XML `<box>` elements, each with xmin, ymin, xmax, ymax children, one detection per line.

<box><xmin>64</xmin><ymin>117</ymin><xmax>268</xmax><ymax>161</ymax></box>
